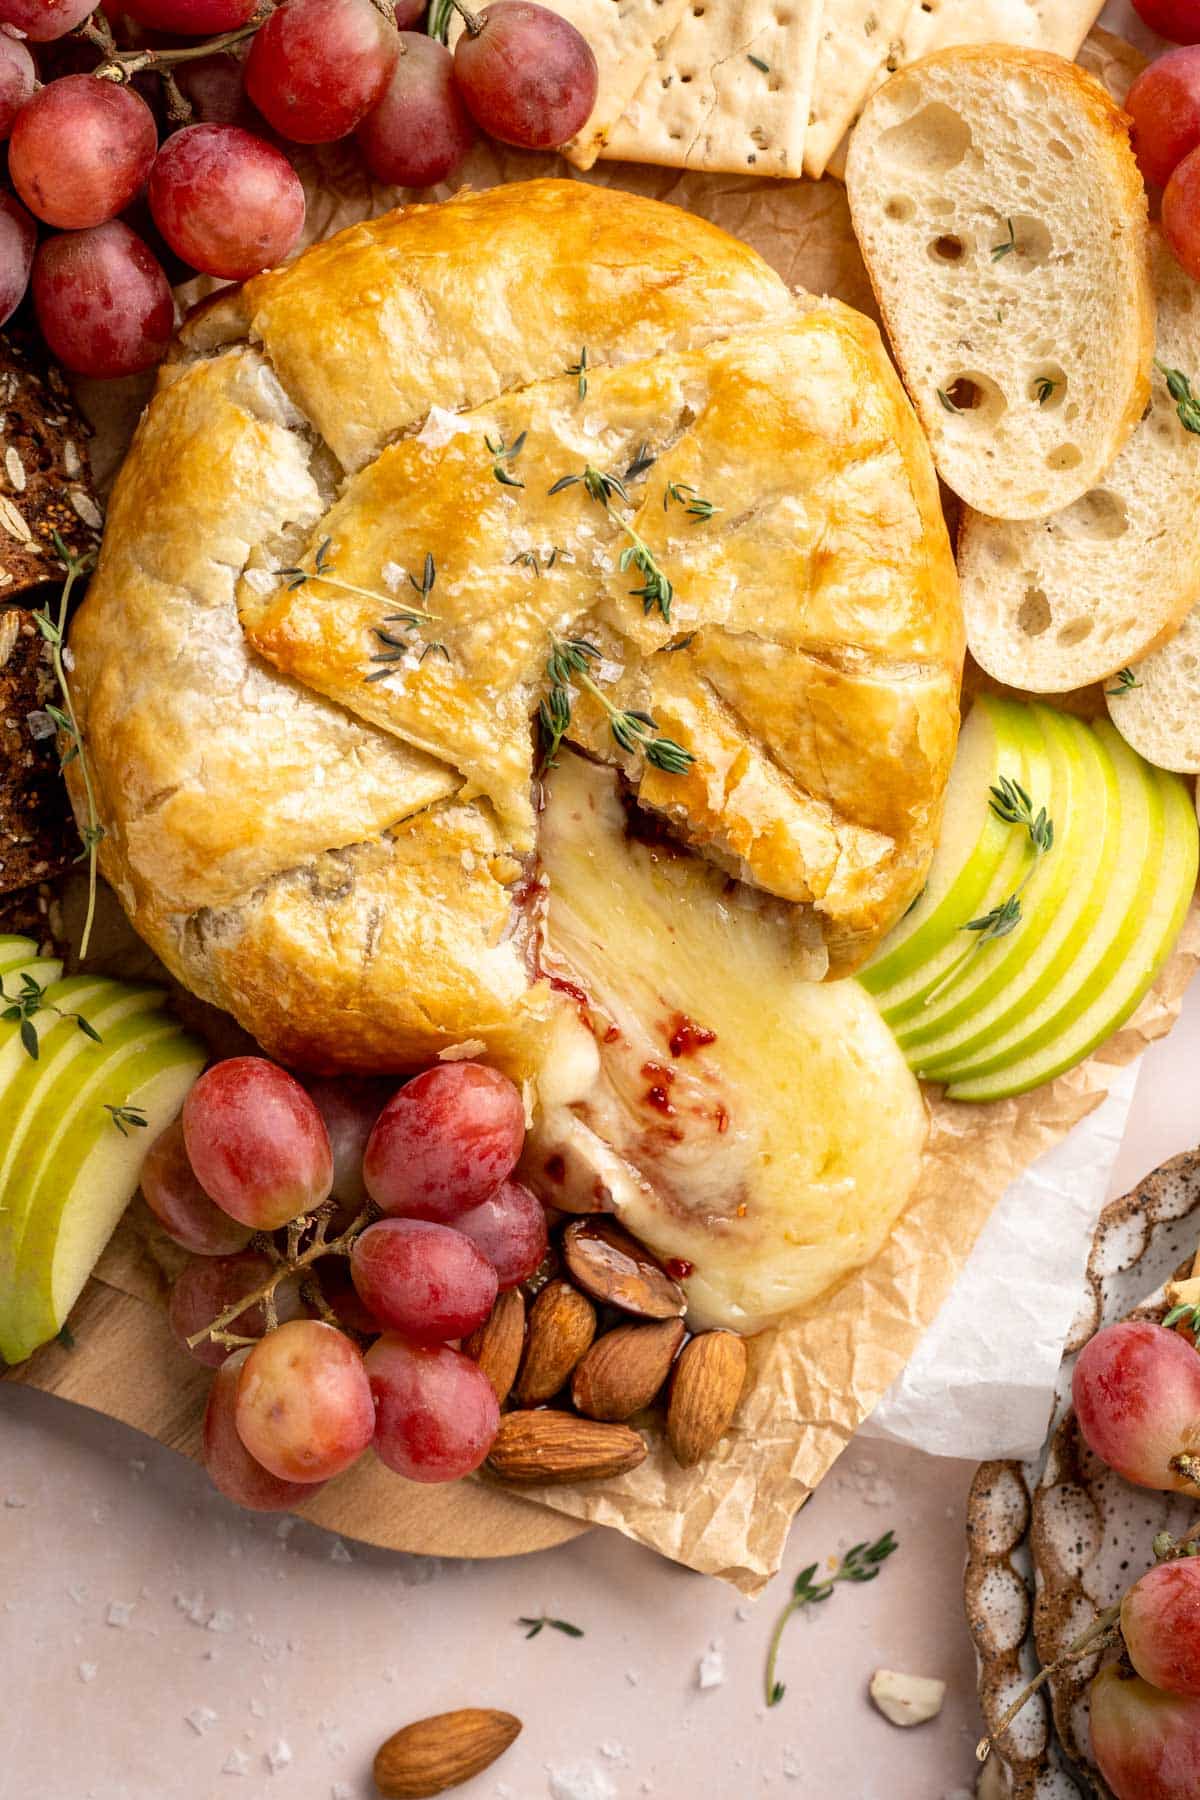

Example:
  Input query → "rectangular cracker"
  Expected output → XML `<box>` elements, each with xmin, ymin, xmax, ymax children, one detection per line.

<box><xmin>599</xmin><ymin>0</ymin><xmax>825</xmax><ymax>179</ymax></box>
<box><xmin>804</xmin><ymin>0</ymin><xmax>917</xmax><ymax>181</ymax></box>
<box><xmin>823</xmin><ymin>0</ymin><xmax>1107</xmax><ymax>177</ymax></box>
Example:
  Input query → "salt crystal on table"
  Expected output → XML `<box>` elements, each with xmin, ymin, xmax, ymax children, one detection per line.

<box><xmin>67</xmin><ymin>1584</ymin><xmax>87</xmax><ymax>1605</ymax></box>
<box><xmin>275</xmin><ymin>1518</ymin><xmax>295</xmax><ymax>1541</ymax></box>
<box><xmin>249</xmin><ymin>1699</ymin><xmax>266</xmax><ymax>1719</ymax></box>
<box><xmin>331</xmin><ymin>1785</ymin><xmax>353</xmax><ymax>1800</ymax></box>
<box><xmin>696</xmin><ymin>1642</ymin><xmax>725</xmax><ymax>1690</ymax></box>
<box><xmin>4</xmin><ymin>1494</ymin><xmax>26</xmax><ymax>1507</ymax></box>
<box><xmin>599</xmin><ymin>1743</ymin><xmax>628</xmax><ymax>1764</ymax></box>
<box><xmin>77</xmin><ymin>1664</ymin><xmax>97</xmax><ymax>1684</ymax></box>
<box><xmin>266</xmin><ymin>1739</ymin><xmax>292</xmax><ymax>1774</ymax></box>
<box><xmin>624</xmin><ymin>1670</ymin><xmax>639</xmax><ymax>1686</ymax></box>
<box><xmin>782</xmin><ymin>1749</ymin><xmax>803</xmax><ymax>1780</ymax></box>
<box><xmin>208</xmin><ymin>1610</ymin><xmax>236</xmax><ymax>1633</ymax></box>
<box><xmin>547</xmin><ymin>1764</ymin><xmax>617</xmax><ymax>1800</ymax></box>
<box><xmin>186</xmin><ymin>1707</ymin><xmax>217</xmax><ymax>1736</ymax></box>
<box><xmin>222</xmin><ymin>1749</ymin><xmax>250</xmax><ymax>1777</ymax></box>
<box><xmin>128</xmin><ymin>1459</ymin><xmax>146</xmax><ymax>1477</ymax></box>
<box><xmin>106</xmin><ymin>1602</ymin><xmax>133</xmax><ymax>1628</ymax></box>
<box><xmin>329</xmin><ymin>1539</ymin><xmax>351</xmax><ymax>1563</ymax></box>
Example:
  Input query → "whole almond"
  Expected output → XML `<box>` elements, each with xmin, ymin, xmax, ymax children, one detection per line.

<box><xmin>562</xmin><ymin>1217</ymin><xmax>686</xmax><ymax>1319</ymax></box>
<box><xmin>572</xmin><ymin>1317</ymin><xmax>686</xmax><ymax>1421</ymax></box>
<box><xmin>374</xmin><ymin>1708</ymin><xmax>521</xmax><ymax>1797</ymax></box>
<box><xmin>464</xmin><ymin>1289</ymin><xmax>525</xmax><ymax>1405</ymax></box>
<box><xmin>514</xmin><ymin>1278</ymin><xmax>596</xmax><ymax>1405</ymax></box>
<box><xmin>666</xmin><ymin>1330</ymin><xmax>748</xmax><ymax>1468</ymax></box>
<box><xmin>487</xmin><ymin>1409</ymin><xmax>646</xmax><ymax>1484</ymax></box>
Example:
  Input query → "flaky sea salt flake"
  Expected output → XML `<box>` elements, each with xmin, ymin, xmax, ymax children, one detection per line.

<box><xmin>266</xmin><ymin>1739</ymin><xmax>292</xmax><ymax>1774</ymax></box>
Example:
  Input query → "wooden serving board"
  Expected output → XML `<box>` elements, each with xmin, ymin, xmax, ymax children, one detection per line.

<box><xmin>3</xmin><ymin>1276</ymin><xmax>587</xmax><ymax>1559</ymax></box>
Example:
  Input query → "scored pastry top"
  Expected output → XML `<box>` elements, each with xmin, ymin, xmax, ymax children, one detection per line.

<box><xmin>67</xmin><ymin>180</ymin><xmax>963</xmax><ymax>1074</ymax></box>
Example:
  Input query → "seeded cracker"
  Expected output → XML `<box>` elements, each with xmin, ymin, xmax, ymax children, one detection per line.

<box><xmin>600</xmin><ymin>0</ymin><xmax>824</xmax><ymax>178</ymax></box>
<box><xmin>804</xmin><ymin>0</ymin><xmax>917</xmax><ymax>181</ymax></box>
<box><xmin>824</xmin><ymin>0</ymin><xmax>1106</xmax><ymax>178</ymax></box>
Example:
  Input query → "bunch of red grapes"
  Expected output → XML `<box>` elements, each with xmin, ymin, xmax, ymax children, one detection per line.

<box><xmin>1069</xmin><ymin>1317</ymin><xmax>1200</xmax><ymax>1798</ymax></box>
<box><xmin>141</xmin><ymin>1054</ymin><xmax>551</xmax><ymax>1506</ymax></box>
<box><xmin>1128</xmin><ymin>1</ymin><xmax>1200</xmax><ymax>280</ymax></box>
<box><xmin>0</xmin><ymin>0</ymin><xmax>597</xmax><ymax>378</ymax></box>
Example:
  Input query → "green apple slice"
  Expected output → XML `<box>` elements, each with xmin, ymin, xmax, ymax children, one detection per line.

<box><xmin>867</xmin><ymin>703</ymin><xmax>1056</xmax><ymax>1026</ymax></box>
<box><xmin>945</xmin><ymin>734</ymin><xmax>1198</xmax><ymax>1100</ymax></box>
<box><xmin>860</xmin><ymin>696</ymin><xmax>1041</xmax><ymax>995</ymax></box>
<box><xmin>900</xmin><ymin>707</ymin><xmax>1111</xmax><ymax>1061</ymax></box>
<box><xmin>0</xmin><ymin>941</ymin><xmax>64</xmax><ymax>998</ymax></box>
<box><xmin>0</xmin><ymin>1008</ymin><xmax>187</xmax><ymax>1365</ymax></box>
<box><xmin>10</xmin><ymin>1032</ymin><xmax>205</xmax><ymax>1361</ymax></box>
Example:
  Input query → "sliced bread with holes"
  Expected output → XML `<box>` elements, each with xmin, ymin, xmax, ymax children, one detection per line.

<box><xmin>958</xmin><ymin>231</ymin><xmax>1200</xmax><ymax>693</ymax></box>
<box><xmin>1107</xmin><ymin>608</ymin><xmax>1200</xmax><ymax>773</ymax></box>
<box><xmin>845</xmin><ymin>45</ymin><xmax>1154</xmax><ymax>520</ymax></box>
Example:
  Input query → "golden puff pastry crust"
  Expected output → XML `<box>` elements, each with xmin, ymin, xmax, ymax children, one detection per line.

<box><xmin>68</xmin><ymin>179</ymin><xmax>963</xmax><ymax>1072</ymax></box>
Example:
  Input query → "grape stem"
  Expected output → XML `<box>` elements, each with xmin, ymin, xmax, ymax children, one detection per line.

<box><xmin>186</xmin><ymin>1205</ymin><xmax>370</xmax><ymax>1351</ymax></box>
<box><xmin>976</xmin><ymin>1517</ymin><xmax>1200</xmax><ymax>1764</ymax></box>
<box><xmin>89</xmin><ymin>19</ymin><xmax>263</xmax><ymax>84</ymax></box>
<box><xmin>447</xmin><ymin>0</ymin><xmax>485</xmax><ymax>35</ymax></box>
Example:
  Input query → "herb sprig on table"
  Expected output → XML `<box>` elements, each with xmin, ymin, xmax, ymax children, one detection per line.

<box><xmin>765</xmin><ymin>1531</ymin><xmax>899</xmax><ymax>1707</ymax></box>
<box><xmin>518</xmin><ymin>1614</ymin><xmax>584</xmax><ymax>1640</ymax></box>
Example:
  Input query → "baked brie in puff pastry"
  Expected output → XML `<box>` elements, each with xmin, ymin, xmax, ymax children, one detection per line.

<box><xmin>68</xmin><ymin>181</ymin><xmax>960</xmax><ymax>1323</ymax></box>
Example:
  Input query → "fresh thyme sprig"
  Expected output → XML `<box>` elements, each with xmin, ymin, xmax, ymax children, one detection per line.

<box><xmin>1106</xmin><ymin>666</ymin><xmax>1142</xmax><ymax>696</ymax></box>
<box><xmin>936</xmin><ymin>387</ymin><xmax>962</xmax><ymax>414</ymax></box>
<box><xmin>747</xmin><ymin>52</ymin><xmax>770</xmax><ymax>72</ymax></box>
<box><xmin>0</xmin><ymin>969</ymin><xmax>102</xmax><ymax>1062</ymax></box>
<box><xmin>765</xmin><ymin>1531</ymin><xmax>898</xmax><ymax>1707</ymax></box>
<box><xmin>487</xmin><ymin>430</ymin><xmax>526</xmax><ymax>489</ymax></box>
<box><xmin>549</xmin><ymin>463</ymin><xmax>675</xmax><ymax>622</ymax></box>
<box><xmin>34</xmin><ymin>536</ymin><xmax>103</xmax><ymax>959</ymax></box>
<box><xmin>990</xmin><ymin>217</ymin><xmax>1016</xmax><ymax>261</ymax></box>
<box><xmin>664</xmin><ymin>481</ymin><xmax>718</xmax><ymax>521</ymax></box>
<box><xmin>282</xmin><ymin>538</ymin><xmax>437</xmax><ymax>626</ymax></box>
<box><xmin>1164</xmin><ymin>1299</ymin><xmax>1200</xmax><ymax>1346</ymax></box>
<box><xmin>510</xmin><ymin>547</ymin><xmax>566</xmax><ymax>578</ymax></box>
<box><xmin>568</xmin><ymin>346</ymin><xmax>589</xmax><ymax>400</ymax></box>
<box><xmin>923</xmin><ymin>776</ymin><xmax>1054</xmax><ymax>1006</ymax></box>
<box><xmin>518</xmin><ymin>1615</ymin><xmax>584</xmax><ymax>1640</ymax></box>
<box><xmin>1035</xmin><ymin>376</ymin><xmax>1058</xmax><ymax>407</ymax></box>
<box><xmin>104</xmin><ymin>1103</ymin><xmax>149</xmax><ymax>1137</ymax></box>
<box><xmin>363</xmin><ymin>552</ymin><xmax>448</xmax><ymax>676</ymax></box>
<box><xmin>537</xmin><ymin>633</ymin><xmax>694</xmax><ymax>776</ymax></box>
<box><xmin>624</xmin><ymin>443</ymin><xmax>657</xmax><ymax>482</ymax></box>
<box><xmin>1157</xmin><ymin>361</ymin><xmax>1200</xmax><ymax>435</ymax></box>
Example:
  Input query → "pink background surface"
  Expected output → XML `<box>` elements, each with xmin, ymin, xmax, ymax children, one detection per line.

<box><xmin>1</xmin><ymin>5</ymin><xmax>1184</xmax><ymax>1795</ymax></box>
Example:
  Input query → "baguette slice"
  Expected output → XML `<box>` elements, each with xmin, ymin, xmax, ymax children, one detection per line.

<box><xmin>845</xmin><ymin>46</ymin><xmax>1153</xmax><ymax>520</ymax></box>
<box><xmin>959</xmin><ymin>233</ymin><xmax>1200</xmax><ymax>693</ymax></box>
<box><xmin>1106</xmin><ymin>609</ymin><xmax>1200</xmax><ymax>774</ymax></box>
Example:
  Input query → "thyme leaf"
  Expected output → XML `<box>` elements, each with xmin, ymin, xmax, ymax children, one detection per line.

<box><xmin>1</xmin><ymin>970</ymin><xmax>102</xmax><ymax>1064</ymax></box>
<box><xmin>747</xmin><ymin>52</ymin><xmax>770</xmax><ymax>72</ymax></box>
<box><xmin>518</xmin><ymin>1615</ymin><xmax>584</xmax><ymax>1640</ymax></box>
<box><xmin>1164</xmin><ymin>1301</ymin><xmax>1200</xmax><ymax>1347</ymax></box>
<box><xmin>550</xmin><ymin>463</ymin><xmax>675</xmax><ymax>621</ymax></box>
<box><xmin>1158</xmin><ymin>361</ymin><xmax>1200</xmax><ymax>436</ymax></box>
<box><xmin>537</xmin><ymin>632</ymin><xmax>694</xmax><ymax>777</ymax></box>
<box><xmin>1035</xmin><ymin>376</ymin><xmax>1058</xmax><ymax>407</ymax></box>
<box><xmin>486</xmin><ymin>430</ymin><xmax>527</xmax><ymax>489</ymax></box>
<box><xmin>105</xmin><ymin>1103</ymin><xmax>149</xmax><ymax>1137</ymax></box>
<box><xmin>624</xmin><ymin>443</ymin><xmax>657</xmax><ymax>482</ymax></box>
<box><xmin>1106</xmin><ymin>666</ymin><xmax>1142</xmax><ymax>696</ymax></box>
<box><xmin>936</xmin><ymin>387</ymin><xmax>962</xmax><ymax>414</ymax></box>
<box><xmin>567</xmin><ymin>346</ymin><xmax>589</xmax><ymax>400</ymax></box>
<box><xmin>765</xmin><ymin>1531</ymin><xmax>898</xmax><ymax>1707</ymax></box>
<box><xmin>990</xmin><ymin>217</ymin><xmax>1016</xmax><ymax>261</ymax></box>
<box><xmin>664</xmin><ymin>480</ymin><xmax>717</xmax><ymax>521</ymax></box>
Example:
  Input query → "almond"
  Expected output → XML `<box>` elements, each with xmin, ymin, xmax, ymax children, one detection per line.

<box><xmin>487</xmin><ymin>1409</ymin><xmax>646</xmax><ymax>1484</ymax></box>
<box><xmin>562</xmin><ymin>1217</ymin><xmax>686</xmax><ymax>1320</ymax></box>
<box><xmin>571</xmin><ymin>1317</ymin><xmax>686</xmax><ymax>1421</ymax></box>
<box><xmin>374</xmin><ymin>1708</ymin><xmax>521</xmax><ymax>1797</ymax></box>
<box><xmin>666</xmin><ymin>1329</ymin><xmax>748</xmax><ymax>1468</ymax></box>
<box><xmin>513</xmin><ymin>1278</ymin><xmax>595</xmax><ymax>1405</ymax></box>
<box><xmin>463</xmin><ymin>1289</ymin><xmax>525</xmax><ymax>1405</ymax></box>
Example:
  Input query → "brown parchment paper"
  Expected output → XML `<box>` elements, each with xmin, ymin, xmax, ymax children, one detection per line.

<box><xmin>17</xmin><ymin>135</ymin><xmax>1199</xmax><ymax>1594</ymax></box>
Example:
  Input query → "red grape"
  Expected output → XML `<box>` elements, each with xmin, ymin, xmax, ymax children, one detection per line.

<box><xmin>202</xmin><ymin>1350</ymin><xmax>325</xmax><ymax>1512</ymax></box>
<box><xmin>356</xmin><ymin>32</ymin><xmax>475</xmax><ymax>187</ymax></box>
<box><xmin>0</xmin><ymin>192</ymin><xmax>35</xmax><ymax>330</ymax></box>
<box><xmin>1072</xmin><ymin>1320</ymin><xmax>1200</xmax><ymax>1492</ymax></box>
<box><xmin>1090</xmin><ymin>1662</ymin><xmax>1200</xmax><ymax>1800</ymax></box>
<box><xmin>168</xmin><ymin>1249</ymin><xmax>299</xmax><ymax>1368</ymax></box>
<box><xmin>0</xmin><ymin>33</ymin><xmax>35</xmax><ymax>140</ymax></box>
<box><xmin>365</xmin><ymin>1334</ymin><xmax>499</xmax><ymax>1482</ymax></box>
<box><xmin>305</xmin><ymin>1076</ymin><xmax>393</xmax><ymax>1215</ymax></box>
<box><xmin>351</xmin><ymin>1218</ymin><xmax>497</xmax><ymax>1341</ymax></box>
<box><xmin>124</xmin><ymin>0</ymin><xmax>258</xmax><ymax>27</ymax></box>
<box><xmin>363</xmin><ymin>1062</ymin><xmax>525</xmax><ymax>1222</ymax></box>
<box><xmin>141</xmin><ymin>1117</ymin><xmax>252</xmax><ymax>1256</ymax></box>
<box><xmin>392</xmin><ymin>0</ymin><xmax>426</xmax><ymax>21</ymax></box>
<box><xmin>11</xmin><ymin>77</ymin><xmax>158</xmax><ymax>230</ymax></box>
<box><xmin>0</xmin><ymin>0</ymin><xmax>96</xmax><ymax>40</ymax></box>
<box><xmin>1133</xmin><ymin>0</ymin><xmax>1200</xmax><ymax>44</ymax></box>
<box><xmin>148</xmin><ymin>123</ymin><xmax>305</xmax><ymax>280</ymax></box>
<box><xmin>182</xmin><ymin>1057</ymin><xmax>333</xmax><ymax>1231</ymax></box>
<box><xmin>33</xmin><ymin>222</ymin><xmax>174</xmax><ymax>379</ymax></box>
<box><xmin>235</xmin><ymin>1319</ymin><xmax>374</xmax><ymax>1482</ymax></box>
<box><xmin>171</xmin><ymin>52</ymin><xmax>253</xmax><ymax>128</ymax></box>
<box><xmin>1122</xmin><ymin>1559</ymin><xmax>1200</xmax><ymax>1695</ymax></box>
<box><xmin>1127</xmin><ymin>49</ymin><xmax>1200</xmax><ymax>188</ymax></box>
<box><xmin>1164</xmin><ymin>143</ymin><xmax>1200</xmax><ymax>279</ymax></box>
<box><xmin>245</xmin><ymin>0</ymin><xmax>399</xmax><ymax>144</ymax></box>
<box><xmin>453</xmin><ymin>1</ymin><xmax>597</xmax><ymax>150</ymax></box>
<box><xmin>454</xmin><ymin>1178</ymin><xmax>547</xmax><ymax>1290</ymax></box>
